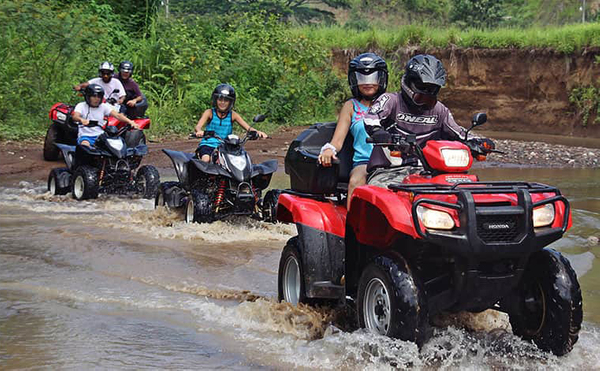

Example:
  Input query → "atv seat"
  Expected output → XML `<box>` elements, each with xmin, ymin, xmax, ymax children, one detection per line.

<box><xmin>284</xmin><ymin>122</ymin><xmax>354</xmax><ymax>194</ymax></box>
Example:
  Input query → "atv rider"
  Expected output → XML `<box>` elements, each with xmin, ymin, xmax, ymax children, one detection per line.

<box><xmin>318</xmin><ymin>52</ymin><xmax>388</xmax><ymax>208</ymax></box>
<box><xmin>363</xmin><ymin>54</ymin><xmax>495</xmax><ymax>187</ymax></box>
<box><xmin>71</xmin><ymin>84</ymin><xmax>139</xmax><ymax>147</ymax></box>
<box><xmin>73</xmin><ymin>62</ymin><xmax>126</xmax><ymax>108</ymax></box>
<box><xmin>114</xmin><ymin>60</ymin><xmax>144</xmax><ymax>118</ymax></box>
<box><xmin>194</xmin><ymin>83</ymin><xmax>267</xmax><ymax>162</ymax></box>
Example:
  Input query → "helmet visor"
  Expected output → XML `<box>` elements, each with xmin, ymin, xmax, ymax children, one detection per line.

<box><xmin>355</xmin><ymin>71</ymin><xmax>380</xmax><ymax>85</ymax></box>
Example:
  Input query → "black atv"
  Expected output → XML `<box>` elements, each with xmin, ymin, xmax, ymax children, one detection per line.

<box><xmin>155</xmin><ymin>115</ymin><xmax>279</xmax><ymax>223</ymax></box>
<box><xmin>44</xmin><ymin>90</ymin><xmax>150</xmax><ymax>161</ymax></box>
<box><xmin>47</xmin><ymin>121</ymin><xmax>160</xmax><ymax>200</ymax></box>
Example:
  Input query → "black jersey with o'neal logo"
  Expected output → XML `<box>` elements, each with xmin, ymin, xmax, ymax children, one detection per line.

<box><xmin>363</xmin><ymin>92</ymin><xmax>467</xmax><ymax>147</ymax></box>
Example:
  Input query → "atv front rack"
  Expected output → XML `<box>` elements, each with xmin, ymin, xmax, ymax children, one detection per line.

<box><xmin>388</xmin><ymin>181</ymin><xmax>570</xmax><ymax>254</ymax></box>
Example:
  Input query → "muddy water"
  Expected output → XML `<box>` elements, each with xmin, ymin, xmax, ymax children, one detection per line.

<box><xmin>1</xmin><ymin>167</ymin><xmax>599</xmax><ymax>369</ymax></box>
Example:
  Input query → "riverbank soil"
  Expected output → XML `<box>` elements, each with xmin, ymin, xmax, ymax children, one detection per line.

<box><xmin>334</xmin><ymin>48</ymin><xmax>600</xmax><ymax>138</ymax></box>
<box><xmin>1</xmin><ymin>125</ymin><xmax>598</xmax><ymax>187</ymax></box>
<box><xmin>0</xmin><ymin>126</ymin><xmax>307</xmax><ymax>185</ymax></box>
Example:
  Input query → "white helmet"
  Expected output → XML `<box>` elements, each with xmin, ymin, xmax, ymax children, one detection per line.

<box><xmin>98</xmin><ymin>61</ymin><xmax>115</xmax><ymax>76</ymax></box>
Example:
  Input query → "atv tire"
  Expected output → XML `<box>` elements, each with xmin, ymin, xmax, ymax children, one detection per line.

<box><xmin>357</xmin><ymin>255</ymin><xmax>429</xmax><ymax>346</ymax></box>
<box><xmin>185</xmin><ymin>190</ymin><xmax>213</xmax><ymax>223</ymax></box>
<box><xmin>43</xmin><ymin>123</ymin><xmax>61</xmax><ymax>161</ymax></box>
<box><xmin>136</xmin><ymin>165</ymin><xmax>160</xmax><ymax>199</ymax></box>
<box><xmin>508</xmin><ymin>248</ymin><xmax>582</xmax><ymax>356</ymax></box>
<box><xmin>155</xmin><ymin>181</ymin><xmax>180</xmax><ymax>209</ymax></box>
<box><xmin>277</xmin><ymin>237</ymin><xmax>308</xmax><ymax>305</ymax></box>
<box><xmin>72</xmin><ymin>165</ymin><xmax>99</xmax><ymax>200</ymax></box>
<box><xmin>48</xmin><ymin>168</ymin><xmax>71</xmax><ymax>195</ymax></box>
<box><xmin>262</xmin><ymin>189</ymin><xmax>281</xmax><ymax>223</ymax></box>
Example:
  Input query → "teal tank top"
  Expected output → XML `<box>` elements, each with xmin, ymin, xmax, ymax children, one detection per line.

<box><xmin>349</xmin><ymin>99</ymin><xmax>373</xmax><ymax>165</ymax></box>
<box><xmin>200</xmin><ymin>109</ymin><xmax>233</xmax><ymax>148</ymax></box>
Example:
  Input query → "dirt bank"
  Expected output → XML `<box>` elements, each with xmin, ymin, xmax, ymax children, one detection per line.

<box><xmin>334</xmin><ymin>47</ymin><xmax>600</xmax><ymax>138</ymax></box>
<box><xmin>1</xmin><ymin>126</ymin><xmax>598</xmax><ymax>187</ymax></box>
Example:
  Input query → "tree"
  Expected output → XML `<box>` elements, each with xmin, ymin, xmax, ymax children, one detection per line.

<box><xmin>450</xmin><ymin>0</ymin><xmax>506</xmax><ymax>28</ymax></box>
<box><xmin>170</xmin><ymin>0</ymin><xmax>350</xmax><ymax>23</ymax></box>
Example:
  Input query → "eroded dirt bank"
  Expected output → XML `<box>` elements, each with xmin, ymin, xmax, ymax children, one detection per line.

<box><xmin>334</xmin><ymin>47</ymin><xmax>600</xmax><ymax>138</ymax></box>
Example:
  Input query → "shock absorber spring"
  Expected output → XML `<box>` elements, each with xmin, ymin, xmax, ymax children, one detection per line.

<box><xmin>99</xmin><ymin>159</ymin><xmax>106</xmax><ymax>186</ymax></box>
<box><xmin>215</xmin><ymin>179</ymin><xmax>226</xmax><ymax>210</ymax></box>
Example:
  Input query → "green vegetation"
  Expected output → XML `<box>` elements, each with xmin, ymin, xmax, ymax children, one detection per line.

<box><xmin>293</xmin><ymin>22</ymin><xmax>600</xmax><ymax>52</ymax></box>
<box><xmin>568</xmin><ymin>56</ymin><xmax>600</xmax><ymax>127</ymax></box>
<box><xmin>0</xmin><ymin>0</ymin><xmax>345</xmax><ymax>140</ymax></box>
<box><xmin>1</xmin><ymin>0</ymin><xmax>599</xmax><ymax>141</ymax></box>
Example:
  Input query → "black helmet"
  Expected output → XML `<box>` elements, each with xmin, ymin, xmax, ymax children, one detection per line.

<box><xmin>84</xmin><ymin>83</ymin><xmax>105</xmax><ymax>107</ymax></box>
<box><xmin>98</xmin><ymin>61</ymin><xmax>114</xmax><ymax>78</ymax></box>
<box><xmin>118</xmin><ymin>61</ymin><xmax>133</xmax><ymax>74</ymax></box>
<box><xmin>401</xmin><ymin>54</ymin><xmax>446</xmax><ymax>110</ymax></box>
<box><xmin>348</xmin><ymin>52</ymin><xmax>388</xmax><ymax>100</ymax></box>
<box><xmin>211</xmin><ymin>84</ymin><xmax>236</xmax><ymax>113</ymax></box>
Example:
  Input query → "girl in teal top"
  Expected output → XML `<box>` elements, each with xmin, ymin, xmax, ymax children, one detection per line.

<box><xmin>318</xmin><ymin>53</ymin><xmax>388</xmax><ymax>209</ymax></box>
<box><xmin>195</xmin><ymin>84</ymin><xmax>267</xmax><ymax>162</ymax></box>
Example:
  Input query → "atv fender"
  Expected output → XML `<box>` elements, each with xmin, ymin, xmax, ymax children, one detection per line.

<box><xmin>277</xmin><ymin>193</ymin><xmax>347</xmax><ymax>299</ymax></box>
<box><xmin>347</xmin><ymin>185</ymin><xmax>419</xmax><ymax>248</ymax></box>
<box><xmin>55</xmin><ymin>144</ymin><xmax>76</xmax><ymax>169</ymax></box>
<box><xmin>277</xmin><ymin>193</ymin><xmax>346</xmax><ymax>237</ymax></box>
<box><xmin>251</xmin><ymin>159</ymin><xmax>277</xmax><ymax>177</ymax></box>
<box><xmin>162</xmin><ymin>149</ymin><xmax>195</xmax><ymax>185</ymax></box>
<box><xmin>191</xmin><ymin>159</ymin><xmax>231</xmax><ymax>178</ymax></box>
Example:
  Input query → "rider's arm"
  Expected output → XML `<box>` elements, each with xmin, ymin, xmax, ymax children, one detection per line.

<box><xmin>130</xmin><ymin>80</ymin><xmax>143</xmax><ymax>99</ymax></box>
<box><xmin>73</xmin><ymin>81</ymin><xmax>90</xmax><ymax>92</ymax></box>
<box><xmin>330</xmin><ymin>101</ymin><xmax>354</xmax><ymax>151</ymax></box>
<box><xmin>440</xmin><ymin>106</ymin><xmax>468</xmax><ymax>140</ymax></box>
<box><xmin>194</xmin><ymin>109</ymin><xmax>213</xmax><ymax>136</ymax></box>
<box><xmin>232</xmin><ymin>112</ymin><xmax>267</xmax><ymax>138</ymax></box>
<box><xmin>71</xmin><ymin>110</ymin><xmax>89</xmax><ymax>125</ymax></box>
<box><xmin>115</xmin><ymin>80</ymin><xmax>126</xmax><ymax>104</ymax></box>
<box><xmin>318</xmin><ymin>101</ymin><xmax>353</xmax><ymax>165</ymax></box>
<box><xmin>109</xmin><ymin>109</ymin><xmax>138</xmax><ymax>128</ymax></box>
<box><xmin>363</xmin><ymin>93</ymin><xmax>393</xmax><ymax>136</ymax></box>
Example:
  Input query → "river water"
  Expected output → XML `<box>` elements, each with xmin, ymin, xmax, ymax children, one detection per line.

<box><xmin>1</xmin><ymin>166</ymin><xmax>599</xmax><ymax>369</ymax></box>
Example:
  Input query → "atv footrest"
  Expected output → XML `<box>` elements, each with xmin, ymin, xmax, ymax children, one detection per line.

<box><xmin>308</xmin><ymin>281</ymin><xmax>345</xmax><ymax>299</ymax></box>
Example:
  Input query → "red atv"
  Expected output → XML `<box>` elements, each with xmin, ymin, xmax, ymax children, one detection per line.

<box><xmin>43</xmin><ymin>94</ymin><xmax>150</xmax><ymax>161</ymax></box>
<box><xmin>275</xmin><ymin>114</ymin><xmax>582</xmax><ymax>356</ymax></box>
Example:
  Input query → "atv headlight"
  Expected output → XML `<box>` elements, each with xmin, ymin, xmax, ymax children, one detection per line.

<box><xmin>227</xmin><ymin>154</ymin><xmax>247</xmax><ymax>171</ymax></box>
<box><xmin>441</xmin><ymin>148</ymin><xmax>470</xmax><ymax>168</ymax></box>
<box><xmin>533</xmin><ymin>203</ymin><xmax>555</xmax><ymax>227</ymax></box>
<box><xmin>416</xmin><ymin>205</ymin><xmax>455</xmax><ymax>230</ymax></box>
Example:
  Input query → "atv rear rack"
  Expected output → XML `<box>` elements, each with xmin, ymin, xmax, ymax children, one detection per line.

<box><xmin>389</xmin><ymin>181</ymin><xmax>570</xmax><ymax>252</ymax></box>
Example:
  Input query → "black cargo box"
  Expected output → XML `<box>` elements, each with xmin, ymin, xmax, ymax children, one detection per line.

<box><xmin>284</xmin><ymin>122</ymin><xmax>354</xmax><ymax>194</ymax></box>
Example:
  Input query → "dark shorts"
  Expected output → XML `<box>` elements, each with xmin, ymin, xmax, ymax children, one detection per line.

<box><xmin>196</xmin><ymin>145</ymin><xmax>216</xmax><ymax>158</ymax></box>
<box><xmin>352</xmin><ymin>161</ymin><xmax>369</xmax><ymax>169</ymax></box>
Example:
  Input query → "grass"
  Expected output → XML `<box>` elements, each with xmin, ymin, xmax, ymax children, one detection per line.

<box><xmin>292</xmin><ymin>22</ymin><xmax>600</xmax><ymax>52</ymax></box>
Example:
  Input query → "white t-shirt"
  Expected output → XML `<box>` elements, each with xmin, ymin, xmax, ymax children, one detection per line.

<box><xmin>87</xmin><ymin>77</ymin><xmax>126</xmax><ymax>101</ymax></box>
<box><xmin>74</xmin><ymin>102</ymin><xmax>113</xmax><ymax>138</ymax></box>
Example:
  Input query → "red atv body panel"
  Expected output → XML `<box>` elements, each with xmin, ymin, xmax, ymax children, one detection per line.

<box><xmin>277</xmin><ymin>193</ymin><xmax>347</xmax><ymax>237</ymax></box>
<box><xmin>49</xmin><ymin>103</ymin><xmax>150</xmax><ymax>130</ymax></box>
<box><xmin>106</xmin><ymin>116</ymin><xmax>151</xmax><ymax>130</ymax></box>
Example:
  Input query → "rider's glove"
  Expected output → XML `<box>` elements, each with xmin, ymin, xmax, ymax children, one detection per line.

<box><xmin>371</xmin><ymin>129</ymin><xmax>392</xmax><ymax>144</ymax></box>
<box><xmin>467</xmin><ymin>138</ymin><xmax>495</xmax><ymax>153</ymax></box>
